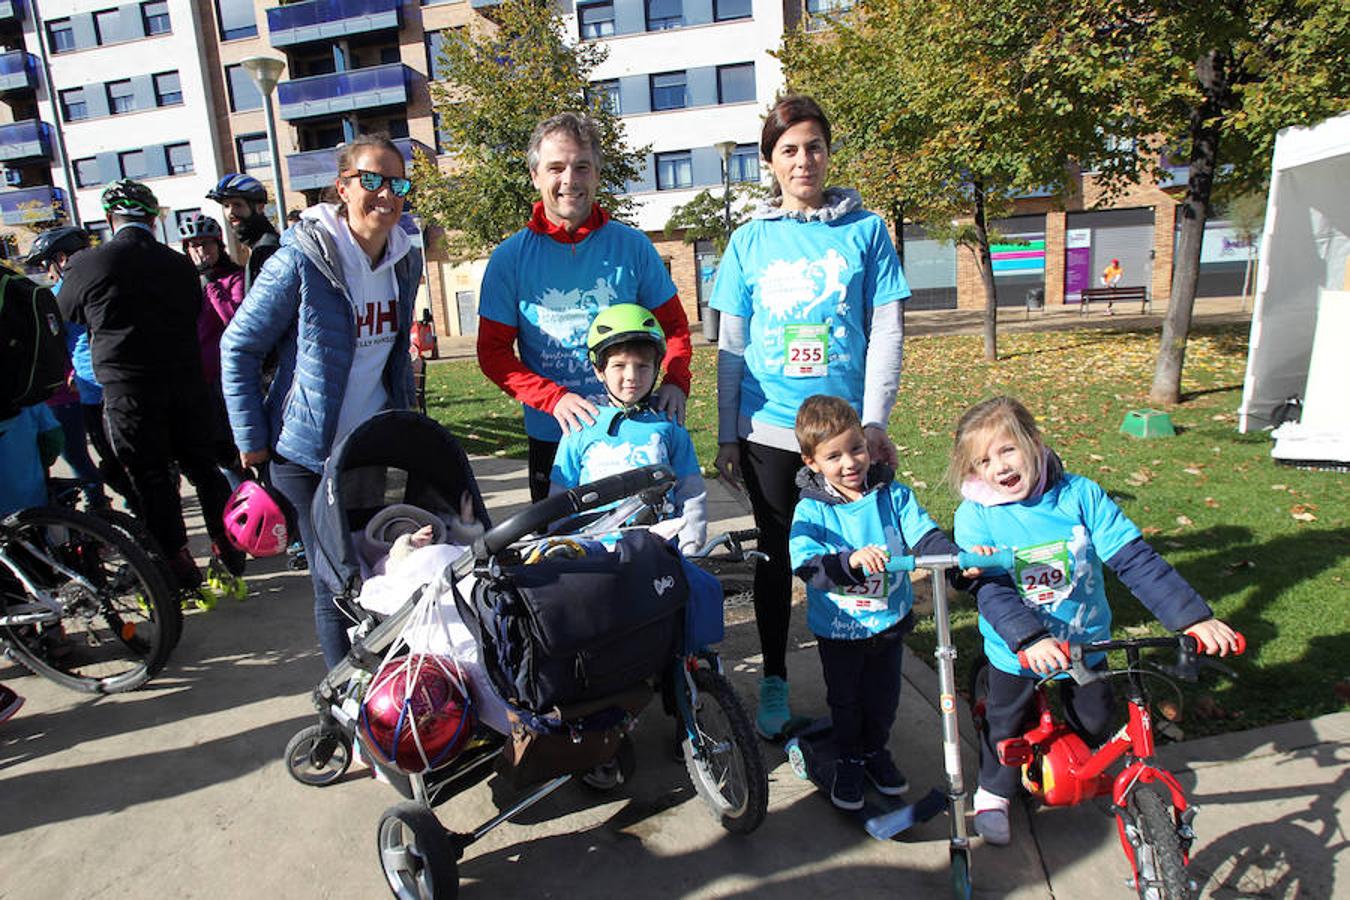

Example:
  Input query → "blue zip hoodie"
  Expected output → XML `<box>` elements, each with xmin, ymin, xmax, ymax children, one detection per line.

<box><xmin>220</xmin><ymin>210</ymin><xmax>422</xmax><ymax>473</ymax></box>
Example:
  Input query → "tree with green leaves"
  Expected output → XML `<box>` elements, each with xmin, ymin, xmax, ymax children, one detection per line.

<box><xmin>411</xmin><ymin>0</ymin><xmax>647</xmax><ymax>259</ymax></box>
<box><xmin>1096</xmin><ymin>1</ymin><xmax>1350</xmax><ymax>404</ymax></box>
<box><xmin>779</xmin><ymin>0</ymin><xmax>1138</xmax><ymax>361</ymax></box>
<box><xmin>662</xmin><ymin>182</ymin><xmax>765</xmax><ymax>254</ymax></box>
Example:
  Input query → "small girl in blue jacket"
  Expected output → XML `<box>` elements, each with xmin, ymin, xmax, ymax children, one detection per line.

<box><xmin>789</xmin><ymin>395</ymin><xmax>1000</xmax><ymax>810</ymax></box>
<box><xmin>950</xmin><ymin>396</ymin><xmax>1240</xmax><ymax>846</ymax></box>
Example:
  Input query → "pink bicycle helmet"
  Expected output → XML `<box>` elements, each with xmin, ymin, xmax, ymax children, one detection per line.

<box><xmin>359</xmin><ymin>654</ymin><xmax>474</xmax><ymax>774</ymax></box>
<box><xmin>222</xmin><ymin>479</ymin><xmax>289</xmax><ymax>558</ymax></box>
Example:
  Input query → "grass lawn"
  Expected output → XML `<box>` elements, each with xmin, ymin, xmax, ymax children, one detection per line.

<box><xmin>425</xmin><ymin>322</ymin><xmax>1349</xmax><ymax>734</ymax></box>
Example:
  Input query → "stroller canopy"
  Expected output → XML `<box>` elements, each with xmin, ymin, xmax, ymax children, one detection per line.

<box><xmin>311</xmin><ymin>411</ymin><xmax>491</xmax><ymax>595</ymax></box>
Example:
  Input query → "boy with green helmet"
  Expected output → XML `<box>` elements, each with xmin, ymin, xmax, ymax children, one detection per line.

<box><xmin>551</xmin><ymin>304</ymin><xmax>707</xmax><ymax>551</ymax></box>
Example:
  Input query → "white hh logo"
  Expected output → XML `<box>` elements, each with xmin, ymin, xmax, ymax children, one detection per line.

<box><xmin>653</xmin><ymin>575</ymin><xmax>676</xmax><ymax>597</ymax></box>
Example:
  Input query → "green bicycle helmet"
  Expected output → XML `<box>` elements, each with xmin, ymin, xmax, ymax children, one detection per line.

<box><xmin>586</xmin><ymin>304</ymin><xmax>666</xmax><ymax>368</ymax></box>
<box><xmin>101</xmin><ymin>179</ymin><xmax>159</xmax><ymax>219</ymax></box>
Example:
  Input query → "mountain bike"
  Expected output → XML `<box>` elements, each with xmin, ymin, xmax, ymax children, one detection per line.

<box><xmin>0</xmin><ymin>503</ymin><xmax>178</xmax><ymax>692</ymax></box>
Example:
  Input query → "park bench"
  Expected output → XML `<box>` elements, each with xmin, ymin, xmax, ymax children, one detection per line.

<box><xmin>1081</xmin><ymin>285</ymin><xmax>1150</xmax><ymax>315</ymax></box>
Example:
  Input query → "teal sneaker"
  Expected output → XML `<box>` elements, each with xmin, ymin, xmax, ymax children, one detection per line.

<box><xmin>755</xmin><ymin>676</ymin><xmax>791</xmax><ymax>740</ymax></box>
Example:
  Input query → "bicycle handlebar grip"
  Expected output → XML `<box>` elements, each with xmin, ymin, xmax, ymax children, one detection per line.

<box><xmin>479</xmin><ymin>464</ymin><xmax>677</xmax><ymax>557</ymax></box>
<box><xmin>958</xmin><ymin>548</ymin><xmax>1014</xmax><ymax>572</ymax></box>
<box><xmin>885</xmin><ymin>555</ymin><xmax>916</xmax><ymax>573</ymax></box>
<box><xmin>1185</xmin><ymin>628</ymin><xmax>1247</xmax><ymax>656</ymax></box>
<box><xmin>1017</xmin><ymin>640</ymin><xmax>1072</xmax><ymax>669</ymax></box>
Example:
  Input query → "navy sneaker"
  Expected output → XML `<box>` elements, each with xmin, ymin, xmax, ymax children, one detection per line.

<box><xmin>831</xmin><ymin>757</ymin><xmax>866</xmax><ymax>811</ymax></box>
<box><xmin>865</xmin><ymin>750</ymin><xmax>909</xmax><ymax>796</ymax></box>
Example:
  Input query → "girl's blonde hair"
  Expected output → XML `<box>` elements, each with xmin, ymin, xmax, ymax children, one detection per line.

<box><xmin>946</xmin><ymin>396</ymin><xmax>1045</xmax><ymax>492</ymax></box>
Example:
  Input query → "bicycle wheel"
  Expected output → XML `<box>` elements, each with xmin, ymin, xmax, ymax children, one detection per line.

<box><xmin>1123</xmin><ymin>787</ymin><xmax>1193</xmax><ymax>900</ymax></box>
<box><xmin>94</xmin><ymin>508</ymin><xmax>181</xmax><ymax>648</ymax></box>
<box><xmin>681</xmin><ymin>667</ymin><xmax>768</xmax><ymax>834</ymax></box>
<box><xmin>0</xmin><ymin>505</ymin><xmax>175</xmax><ymax>693</ymax></box>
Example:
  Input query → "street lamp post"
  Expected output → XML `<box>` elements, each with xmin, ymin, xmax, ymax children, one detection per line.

<box><xmin>708</xmin><ymin>140</ymin><xmax>737</xmax><ymax>342</ymax></box>
<box><xmin>241</xmin><ymin>56</ymin><xmax>288</xmax><ymax>229</ymax></box>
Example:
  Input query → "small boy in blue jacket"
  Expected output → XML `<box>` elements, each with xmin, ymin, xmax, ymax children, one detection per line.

<box><xmin>789</xmin><ymin>395</ymin><xmax>998</xmax><ymax>810</ymax></box>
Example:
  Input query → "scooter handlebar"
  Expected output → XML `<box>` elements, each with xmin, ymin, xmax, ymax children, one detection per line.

<box><xmin>880</xmin><ymin>548</ymin><xmax>1015</xmax><ymax>575</ymax></box>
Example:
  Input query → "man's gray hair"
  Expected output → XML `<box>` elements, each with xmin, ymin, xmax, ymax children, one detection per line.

<box><xmin>526</xmin><ymin>112</ymin><xmax>604</xmax><ymax>173</ymax></box>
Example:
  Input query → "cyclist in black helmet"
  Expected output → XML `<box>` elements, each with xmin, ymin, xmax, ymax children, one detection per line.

<box><xmin>57</xmin><ymin>179</ymin><xmax>247</xmax><ymax>608</ymax></box>
<box><xmin>206</xmin><ymin>173</ymin><xmax>279</xmax><ymax>291</ymax></box>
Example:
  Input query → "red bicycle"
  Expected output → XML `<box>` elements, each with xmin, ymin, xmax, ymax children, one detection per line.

<box><xmin>970</xmin><ymin>630</ymin><xmax>1247</xmax><ymax>900</ymax></box>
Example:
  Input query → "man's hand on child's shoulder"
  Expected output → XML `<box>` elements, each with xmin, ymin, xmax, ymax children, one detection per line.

<box><xmin>1187</xmin><ymin>618</ymin><xmax>1242</xmax><ymax>656</ymax></box>
<box><xmin>653</xmin><ymin>383</ymin><xmax>687</xmax><ymax>426</ymax></box>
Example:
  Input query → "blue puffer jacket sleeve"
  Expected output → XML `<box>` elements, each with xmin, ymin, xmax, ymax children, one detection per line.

<box><xmin>221</xmin><ymin>245</ymin><xmax>304</xmax><ymax>456</ymax></box>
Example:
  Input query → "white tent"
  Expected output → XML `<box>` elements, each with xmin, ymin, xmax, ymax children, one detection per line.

<box><xmin>1237</xmin><ymin>112</ymin><xmax>1350</xmax><ymax>467</ymax></box>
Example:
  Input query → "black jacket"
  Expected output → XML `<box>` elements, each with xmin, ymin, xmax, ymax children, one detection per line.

<box><xmin>57</xmin><ymin>224</ymin><xmax>204</xmax><ymax>385</ymax></box>
<box><xmin>245</xmin><ymin>229</ymin><xmax>280</xmax><ymax>292</ymax></box>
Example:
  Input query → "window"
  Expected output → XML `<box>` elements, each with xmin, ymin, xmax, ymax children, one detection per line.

<box><xmin>153</xmin><ymin>71</ymin><xmax>182</xmax><ymax>106</ymax></box>
<box><xmin>729</xmin><ymin>143</ymin><xmax>759</xmax><ymax>183</ymax></box>
<box><xmin>165</xmin><ymin>142</ymin><xmax>193</xmax><ymax>175</ymax></box>
<box><xmin>587</xmin><ymin>80</ymin><xmax>620</xmax><ymax>115</ymax></box>
<box><xmin>655</xmin><ymin>151</ymin><xmax>692</xmax><ymax>190</ymax></box>
<box><xmin>225</xmin><ymin>64</ymin><xmax>262</xmax><ymax>112</ymax></box>
<box><xmin>174</xmin><ymin>208</ymin><xmax>201</xmax><ymax>233</ymax></box>
<box><xmin>47</xmin><ymin>18</ymin><xmax>75</xmax><ymax>53</ymax></box>
<box><xmin>236</xmin><ymin>133</ymin><xmax>270</xmax><ymax>172</ymax></box>
<box><xmin>88</xmin><ymin>222</ymin><xmax>112</xmax><ymax>245</ymax></box>
<box><xmin>425</xmin><ymin>29</ymin><xmax>456</xmax><ymax>82</ymax></box>
<box><xmin>717</xmin><ymin>63</ymin><xmax>755</xmax><ymax>104</ymax></box>
<box><xmin>106</xmin><ymin>80</ymin><xmax>136</xmax><ymax>115</ymax></box>
<box><xmin>650</xmin><ymin>71</ymin><xmax>687</xmax><ymax>111</ymax></box>
<box><xmin>215</xmin><ymin>0</ymin><xmax>258</xmax><ymax>40</ymax></box>
<box><xmin>119</xmin><ymin>149</ymin><xmax>148</xmax><ymax>179</ymax></box>
<box><xmin>141</xmin><ymin>0</ymin><xmax>171</xmax><ymax>34</ymax></box>
<box><xmin>432</xmin><ymin>111</ymin><xmax>452</xmax><ymax>154</ymax></box>
<box><xmin>93</xmin><ymin>8</ymin><xmax>120</xmax><ymax>44</ymax></box>
<box><xmin>577</xmin><ymin>1</ymin><xmax>614</xmax><ymax>39</ymax></box>
<box><xmin>59</xmin><ymin>88</ymin><xmax>88</xmax><ymax>122</ymax></box>
<box><xmin>714</xmin><ymin>0</ymin><xmax>752</xmax><ymax>19</ymax></box>
<box><xmin>74</xmin><ymin>157</ymin><xmax>102</xmax><ymax>188</ymax></box>
<box><xmin>645</xmin><ymin>0</ymin><xmax>682</xmax><ymax>29</ymax></box>
<box><xmin>806</xmin><ymin>0</ymin><xmax>852</xmax><ymax>28</ymax></box>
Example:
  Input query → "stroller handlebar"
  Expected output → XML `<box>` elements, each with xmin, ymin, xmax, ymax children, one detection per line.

<box><xmin>476</xmin><ymin>464</ymin><xmax>678</xmax><ymax>558</ymax></box>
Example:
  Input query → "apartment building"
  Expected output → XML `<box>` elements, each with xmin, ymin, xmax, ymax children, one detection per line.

<box><xmin>0</xmin><ymin>0</ymin><xmax>231</xmax><ymax>253</ymax></box>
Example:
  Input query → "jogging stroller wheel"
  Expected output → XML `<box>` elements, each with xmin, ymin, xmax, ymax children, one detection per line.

<box><xmin>377</xmin><ymin>801</ymin><xmax>459</xmax><ymax>900</ymax></box>
<box><xmin>578</xmin><ymin>734</ymin><xmax>637</xmax><ymax>792</ymax></box>
<box><xmin>284</xmin><ymin>724</ymin><xmax>353</xmax><ymax>787</ymax></box>
<box><xmin>682</xmin><ymin>668</ymin><xmax>768</xmax><ymax>835</ymax></box>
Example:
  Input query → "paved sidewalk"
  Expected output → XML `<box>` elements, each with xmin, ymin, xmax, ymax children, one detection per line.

<box><xmin>3</xmin><ymin>449</ymin><xmax>1343</xmax><ymax>899</ymax></box>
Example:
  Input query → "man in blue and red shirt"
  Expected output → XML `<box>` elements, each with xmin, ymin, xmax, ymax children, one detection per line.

<box><xmin>477</xmin><ymin>112</ymin><xmax>693</xmax><ymax>500</ymax></box>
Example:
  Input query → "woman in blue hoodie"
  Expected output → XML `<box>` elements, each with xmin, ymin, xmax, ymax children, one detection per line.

<box><xmin>221</xmin><ymin>133</ymin><xmax>422</xmax><ymax>666</ymax></box>
<box><xmin>709</xmin><ymin>95</ymin><xmax>911</xmax><ymax>739</ymax></box>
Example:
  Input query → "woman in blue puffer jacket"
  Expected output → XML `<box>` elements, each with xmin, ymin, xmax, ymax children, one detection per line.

<box><xmin>221</xmin><ymin>133</ymin><xmax>422</xmax><ymax>666</ymax></box>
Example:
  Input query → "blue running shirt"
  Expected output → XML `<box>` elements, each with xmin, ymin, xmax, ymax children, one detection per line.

<box><xmin>954</xmin><ymin>473</ymin><xmax>1142</xmax><ymax>675</ymax></box>
<box><xmin>790</xmin><ymin>481</ymin><xmax>939</xmax><ymax>640</ymax></box>
<box><xmin>710</xmin><ymin>210</ymin><xmax>908</xmax><ymax>430</ymax></box>
<box><xmin>479</xmin><ymin>222</ymin><xmax>677</xmax><ymax>441</ymax></box>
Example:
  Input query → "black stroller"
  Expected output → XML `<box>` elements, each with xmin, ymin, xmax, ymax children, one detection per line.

<box><xmin>282</xmin><ymin>411</ymin><xmax>768</xmax><ymax>899</ymax></box>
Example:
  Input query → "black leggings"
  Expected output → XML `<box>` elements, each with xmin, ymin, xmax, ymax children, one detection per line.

<box><xmin>740</xmin><ymin>439</ymin><xmax>803</xmax><ymax>681</ymax></box>
<box><xmin>527</xmin><ymin>437</ymin><xmax>560</xmax><ymax>503</ymax></box>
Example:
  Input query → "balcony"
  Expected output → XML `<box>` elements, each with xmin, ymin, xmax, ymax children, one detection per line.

<box><xmin>0</xmin><ymin>120</ymin><xmax>50</xmax><ymax>163</ymax></box>
<box><xmin>0</xmin><ymin>184</ymin><xmax>65</xmax><ymax>226</ymax></box>
<box><xmin>0</xmin><ymin>0</ymin><xmax>23</xmax><ymax>26</ymax></box>
<box><xmin>277</xmin><ymin>63</ymin><xmax>410</xmax><ymax>122</ymax></box>
<box><xmin>0</xmin><ymin>50</ymin><xmax>35</xmax><ymax>94</ymax></box>
<box><xmin>286</xmin><ymin>136</ymin><xmax>432</xmax><ymax>191</ymax></box>
<box><xmin>267</xmin><ymin>0</ymin><xmax>400</xmax><ymax>49</ymax></box>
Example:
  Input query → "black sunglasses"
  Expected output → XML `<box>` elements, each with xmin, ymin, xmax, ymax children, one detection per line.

<box><xmin>342</xmin><ymin>169</ymin><xmax>412</xmax><ymax>197</ymax></box>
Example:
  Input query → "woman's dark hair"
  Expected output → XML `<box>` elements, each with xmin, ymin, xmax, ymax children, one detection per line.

<box><xmin>760</xmin><ymin>94</ymin><xmax>832</xmax><ymax>164</ymax></box>
<box><xmin>335</xmin><ymin>132</ymin><xmax>404</xmax><ymax>219</ymax></box>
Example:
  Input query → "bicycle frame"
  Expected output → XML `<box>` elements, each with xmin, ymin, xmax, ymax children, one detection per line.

<box><xmin>0</xmin><ymin>529</ymin><xmax>89</xmax><ymax>628</ymax></box>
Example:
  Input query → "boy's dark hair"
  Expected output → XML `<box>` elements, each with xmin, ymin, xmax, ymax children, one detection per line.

<box><xmin>595</xmin><ymin>338</ymin><xmax>661</xmax><ymax>369</ymax></box>
<box><xmin>795</xmin><ymin>395</ymin><xmax>862</xmax><ymax>457</ymax></box>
